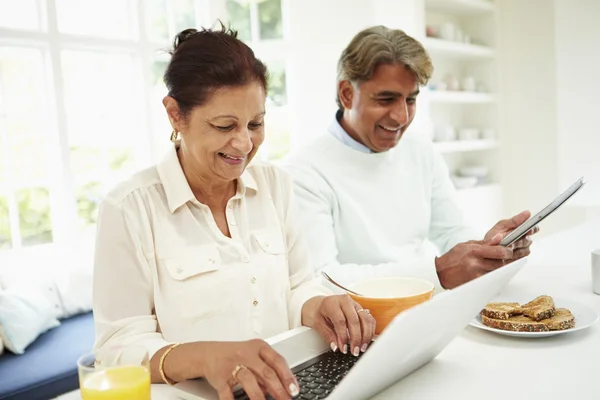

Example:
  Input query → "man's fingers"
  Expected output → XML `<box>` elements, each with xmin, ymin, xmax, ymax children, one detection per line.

<box><xmin>473</xmin><ymin>243</ymin><xmax>513</xmax><ymax>260</ymax></box>
<box><xmin>477</xmin><ymin>258</ymin><xmax>506</xmax><ymax>273</ymax></box>
<box><xmin>492</xmin><ymin>210</ymin><xmax>531</xmax><ymax>233</ymax></box>
<box><xmin>512</xmin><ymin>247</ymin><xmax>531</xmax><ymax>260</ymax></box>
<box><xmin>513</xmin><ymin>236</ymin><xmax>532</xmax><ymax>250</ymax></box>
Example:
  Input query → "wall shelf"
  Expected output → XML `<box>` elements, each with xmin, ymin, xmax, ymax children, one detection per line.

<box><xmin>423</xmin><ymin>37</ymin><xmax>496</xmax><ymax>59</ymax></box>
<box><xmin>425</xmin><ymin>0</ymin><xmax>496</xmax><ymax>15</ymax></box>
<box><xmin>434</xmin><ymin>139</ymin><xmax>499</xmax><ymax>153</ymax></box>
<box><xmin>429</xmin><ymin>91</ymin><xmax>495</xmax><ymax>104</ymax></box>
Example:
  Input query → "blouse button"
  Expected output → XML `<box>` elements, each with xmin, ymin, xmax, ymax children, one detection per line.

<box><xmin>253</xmin><ymin>300</ymin><xmax>259</xmax><ymax>307</ymax></box>
<box><xmin>251</xmin><ymin>276</ymin><xmax>256</xmax><ymax>284</ymax></box>
<box><xmin>208</xmin><ymin>258</ymin><xmax>215</xmax><ymax>264</ymax></box>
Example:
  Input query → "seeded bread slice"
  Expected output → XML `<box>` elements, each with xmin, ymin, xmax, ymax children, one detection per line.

<box><xmin>480</xmin><ymin>302</ymin><xmax>522</xmax><ymax>320</ymax></box>
<box><xmin>521</xmin><ymin>295</ymin><xmax>555</xmax><ymax>321</ymax></box>
<box><xmin>544</xmin><ymin>308</ymin><xmax>575</xmax><ymax>331</ymax></box>
<box><xmin>481</xmin><ymin>314</ymin><xmax>550</xmax><ymax>332</ymax></box>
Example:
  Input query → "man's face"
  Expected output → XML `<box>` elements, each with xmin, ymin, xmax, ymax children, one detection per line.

<box><xmin>339</xmin><ymin>63</ymin><xmax>419</xmax><ymax>152</ymax></box>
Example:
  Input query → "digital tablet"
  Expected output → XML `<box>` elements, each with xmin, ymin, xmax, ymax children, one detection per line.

<box><xmin>499</xmin><ymin>177</ymin><xmax>586</xmax><ymax>247</ymax></box>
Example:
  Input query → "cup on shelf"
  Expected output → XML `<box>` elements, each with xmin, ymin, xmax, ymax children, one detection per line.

<box><xmin>426</xmin><ymin>25</ymin><xmax>438</xmax><ymax>38</ymax></box>
<box><xmin>439</xmin><ymin>22</ymin><xmax>455</xmax><ymax>41</ymax></box>
<box><xmin>458</xmin><ymin>165</ymin><xmax>489</xmax><ymax>186</ymax></box>
<box><xmin>458</xmin><ymin>128</ymin><xmax>480</xmax><ymax>141</ymax></box>
<box><xmin>481</xmin><ymin>128</ymin><xmax>496</xmax><ymax>140</ymax></box>
<box><xmin>444</xmin><ymin>74</ymin><xmax>460</xmax><ymax>91</ymax></box>
<box><xmin>461</xmin><ymin>76</ymin><xmax>476</xmax><ymax>92</ymax></box>
<box><xmin>435</xmin><ymin>125</ymin><xmax>456</xmax><ymax>142</ymax></box>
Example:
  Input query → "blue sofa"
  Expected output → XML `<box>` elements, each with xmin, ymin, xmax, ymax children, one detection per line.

<box><xmin>0</xmin><ymin>312</ymin><xmax>94</xmax><ymax>400</ymax></box>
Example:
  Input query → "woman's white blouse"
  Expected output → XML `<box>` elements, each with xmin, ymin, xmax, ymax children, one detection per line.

<box><xmin>92</xmin><ymin>146</ymin><xmax>330</xmax><ymax>358</ymax></box>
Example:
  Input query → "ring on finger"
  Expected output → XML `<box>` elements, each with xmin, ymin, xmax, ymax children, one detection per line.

<box><xmin>231</xmin><ymin>364</ymin><xmax>249</xmax><ymax>381</ymax></box>
<box><xmin>357</xmin><ymin>308</ymin><xmax>371</xmax><ymax>315</ymax></box>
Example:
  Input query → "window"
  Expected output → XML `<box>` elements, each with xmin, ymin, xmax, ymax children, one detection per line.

<box><xmin>225</xmin><ymin>0</ymin><xmax>290</xmax><ymax>160</ymax></box>
<box><xmin>0</xmin><ymin>0</ymin><xmax>289</xmax><ymax>252</ymax></box>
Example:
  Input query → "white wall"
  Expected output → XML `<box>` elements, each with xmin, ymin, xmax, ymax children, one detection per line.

<box><xmin>498</xmin><ymin>0</ymin><xmax>593</xmax><ymax>235</ymax></box>
<box><xmin>286</xmin><ymin>0</ymin><xmax>427</xmax><ymax>149</ymax></box>
<box><xmin>286</xmin><ymin>0</ymin><xmax>373</xmax><ymax>149</ymax></box>
<box><xmin>554</xmin><ymin>0</ymin><xmax>600</xmax><ymax>207</ymax></box>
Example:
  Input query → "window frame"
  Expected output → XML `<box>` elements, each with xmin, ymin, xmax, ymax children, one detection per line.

<box><xmin>0</xmin><ymin>0</ymin><xmax>289</xmax><ymax>253</ymax></box>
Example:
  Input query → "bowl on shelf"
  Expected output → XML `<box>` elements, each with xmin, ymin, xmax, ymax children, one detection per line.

<box><xmin>450</xmin><ymin>175</ymin><xmax>478</xmax><ymax>189</ymax></box>
<box><xmin>458</xmin><ymin>165</ymin><xmax>489</xmax><ymax>179</ymax></box>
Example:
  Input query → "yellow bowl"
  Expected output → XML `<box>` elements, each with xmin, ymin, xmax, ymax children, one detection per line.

<box><xmin>347</xmin><ymin>277</ymin><xmax>434</xmax><ymax>335</ymax></box>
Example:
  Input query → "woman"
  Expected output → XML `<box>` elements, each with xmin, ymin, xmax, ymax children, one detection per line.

<box><xmin>92</xmin><ymin>25</ymin><xmax>376</xmax><ymax>400</ymax></box>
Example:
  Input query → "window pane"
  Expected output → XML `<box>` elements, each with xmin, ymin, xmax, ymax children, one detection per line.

<box><xmin>17</xmin><ymin>187</ymin><xmax>53</xmax><ymax>246</ymax></box>
<box><xmin>0</xmin><ymin>47</ymin><xmax>52</xmax><ymax>185</ymax></box>
<box><xmin>226</xmin><ymin>0</ymin><xmax>251</xmax><ymax>42</ymax></box>
<box><xmin>144</xmin><ymin>0</ymin><xmax>169</xmax><ymax>43</ymax></box>
<box><xmin>258</xmin><ymin>0</ymin><xmax>283</xmax><ymax>40</ymax></box>
<box><xmin>62</xmin><ymin>50</ymin><xmax>141</xmax><ymax>229</ymax></box>
<box><xmin>0</xmin><ymin>195</ymin><xmax>10</xmax><ymax>249</ymax></box>
<box><xmin>266</xmin><ymin>59</ymin><xmax>287</xmax><ymax>106</ymax></box>
<box><xmin>264</xmin><ymin>105</ymin><xmax>290</xmax><ymax>160</ymax></box>
<box><xmin>0</xmin><ymin>121</ymin><xmax>5</xmax><ymax>183</ymax></box>
<box><xmin>75</xmin><ymin>180</ymin><xmax>102</xmax><ymax>234</ymax></box>
<box><xmin>61</xmin><ymin>50</ymin><xmax>139</xmax><ymax>157</ymax></box>
<box><xmin>56</xmin><ymin>0</ymin><xmax>134</xmax><ymax>39</ymax></box>
<box><xmin>150</xmin><ymin>60</ymin><xmax>171</xmax><ymax>160</ymax></box>
<box><xmin>0</xmin><ymin>0</ymin><xmax>42</xmax><ymax>31</ymax></box>
<box><xmin>172</xmin><ymin>0</ymin><xmax>197</xmax><ymax>33</ymax></box>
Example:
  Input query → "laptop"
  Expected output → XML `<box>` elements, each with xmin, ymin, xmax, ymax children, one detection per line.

<box><xmin>175</xmin><ymin>257</ymin><xmax>527</xmax><ymax>400</ymax></box>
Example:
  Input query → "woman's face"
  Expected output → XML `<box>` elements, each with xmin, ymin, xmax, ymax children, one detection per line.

<box><xmin>167</xmin><ymin>81</ymin><xmax>266</xmax><ymax>183</ymax></box>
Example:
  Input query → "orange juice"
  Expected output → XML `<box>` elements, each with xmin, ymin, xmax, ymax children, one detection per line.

<box><xmin>80</xmin><ymin>365</ymin><xmax>151</xmax><ymax>400</ymax></box>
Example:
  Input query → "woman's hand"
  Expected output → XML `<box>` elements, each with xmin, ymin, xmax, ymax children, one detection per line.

<box><xmin>202</xmin><ymin>340</ymin><xmax>300</xmax><ymax>400</ymax></box>
<box><xmin>302</xmin><ymin>295</ymin><xmax>376</xmax><ymax>357</ymax></box>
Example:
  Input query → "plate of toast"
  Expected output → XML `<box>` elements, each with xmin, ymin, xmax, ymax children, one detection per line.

<box><xmin>470</xmin><ymin>295</ymin><xmax>599</xmax><ymax>337</ymax></box>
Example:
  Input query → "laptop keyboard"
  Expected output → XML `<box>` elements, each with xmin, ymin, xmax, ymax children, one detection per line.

<box><xmin>234</xmin><ymin>350</ymin><xmax>364</xmax><ymax>399</ymax></box>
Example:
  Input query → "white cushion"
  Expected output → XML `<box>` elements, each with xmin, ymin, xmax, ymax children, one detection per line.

<box><xmin>0</xmin><ymin>245</ymin><xmax>93</xmax><ymax>320</ymax></box>
<box><xmin>0</xmin><ymin>284</ymin><xmax>60</xmax><ymax>354</ymax></box>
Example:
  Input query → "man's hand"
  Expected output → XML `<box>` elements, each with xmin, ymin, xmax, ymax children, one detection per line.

<box><xmin>436</xmin><ymin>210</ymin><xmax>539</xmax><ymax>289</ymax></box>
<box><xmin>435</xmin><ymin>233</ymin><xmax>513</xmax><ymax>289</ymax></box>
<box><xmin>484</xmin><ymin>210</ymin><xmax>539</xmax><ymax>261</ymax></box>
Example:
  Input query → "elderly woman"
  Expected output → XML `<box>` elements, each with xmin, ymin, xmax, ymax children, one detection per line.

<box><xmin>92</xmin><ymin>25</ymin><xmax>376</xmax><ymax>400</ymax></box>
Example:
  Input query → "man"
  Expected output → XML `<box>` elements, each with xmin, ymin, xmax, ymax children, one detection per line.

<box><xmin>282</xmin><ymin>26</ymin><xmax>535</xmax><ymax>291</ymax></box>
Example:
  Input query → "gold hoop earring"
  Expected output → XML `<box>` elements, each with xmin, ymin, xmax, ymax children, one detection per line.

<box><xmin>170</xmin><ymin>130</ymin><xmax>179</xmax><ymax>142</ymax></box>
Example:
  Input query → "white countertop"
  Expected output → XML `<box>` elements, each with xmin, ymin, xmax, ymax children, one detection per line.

<box><xmin>152</xmin><ymin>218</ymin><xmax>600</xmax><ymax>400</ymax></box>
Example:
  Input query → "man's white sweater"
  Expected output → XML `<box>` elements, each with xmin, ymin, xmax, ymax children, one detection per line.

<box><xmin>282</xmin><ymin>118</ymin><xmax>475</xmax><ymax>291</ymax></box>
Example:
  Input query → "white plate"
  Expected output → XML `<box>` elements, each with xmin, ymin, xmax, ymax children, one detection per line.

<box><xmin>469</xmin><ymin>297</ymin><xmax>599</xmax><ymax>338</ymax></box>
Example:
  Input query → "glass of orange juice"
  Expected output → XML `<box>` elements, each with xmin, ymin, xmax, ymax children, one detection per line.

<box><xmin>77</xmin><ymin>345</ymin><xmax>151</xmax><ymax>400</ymax></box>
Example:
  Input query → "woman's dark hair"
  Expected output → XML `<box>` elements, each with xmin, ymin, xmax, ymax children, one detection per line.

<box><xmin>164</xmin><ymin>23</ymin><xmax>268</xmax><ymax>117</ymax></box>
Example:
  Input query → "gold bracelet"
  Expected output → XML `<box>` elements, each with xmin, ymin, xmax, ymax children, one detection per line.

<box><xmin>159</xmin><ymin>343</ymin><xmax>180</xmax><ymax>385</ymax></box>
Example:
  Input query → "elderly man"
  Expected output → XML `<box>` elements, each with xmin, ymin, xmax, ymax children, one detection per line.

<box><xmin>282</xmin><ymin>25</ymin><xmax>535</xmax><ymax>290</ymax></box>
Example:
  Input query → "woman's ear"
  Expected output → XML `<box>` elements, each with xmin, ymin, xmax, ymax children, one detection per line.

<box><xmin>338</xmin><ymin>80</ymin><xmax>355</xmax><ymax>110</ymax></box>
<box><xmin>163</xmin><ymin>96</ymin><xmax>184</xmax><ymax>131</ymax></box>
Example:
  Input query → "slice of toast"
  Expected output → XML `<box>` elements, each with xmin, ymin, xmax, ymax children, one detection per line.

<box><xmin>521</xmin><ymin>295</ymin><xmax>555</xmax><ymax>321</ymax></box>
<box><xmin>543</xmin><ymin>308</ymin><xmax>575</xmax><ymax>331</ymax></box>
<box><xmin>480</xmin><ymin>302</ymin><xmax>522</xmax><ymax>320</ymax></box>
<box><xmin>481</xmin><ymin>314</ymin><xmax>550</xmax><ymax>332</ymax></box>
